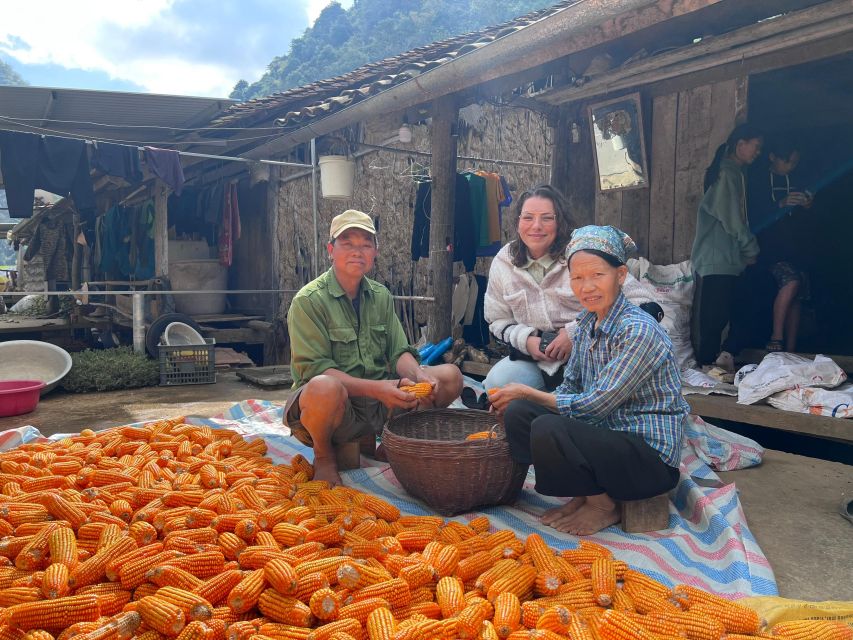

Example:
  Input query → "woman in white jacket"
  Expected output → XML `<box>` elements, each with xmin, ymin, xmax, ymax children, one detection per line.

<box><xmin>484</xmin><ymin>184</ymin><xmax>657</xmax><ymax>391</ymax></box>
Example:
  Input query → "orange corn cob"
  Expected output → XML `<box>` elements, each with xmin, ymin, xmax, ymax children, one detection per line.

<box><xmin>191</xmin><ymin>569</ymin><xmax>244</xmax><ymax>607</ymax></box>
<box><xmin>0</xmin><ymin>587</ymin><xmax>41</xmax><ymax>607</ymax></box>
<box><xmin>623</xmin><ymin>581</ymin><xmax>680</xmax><ymax>615</ymax></box>
<box><xmin>173</xmin><ymin>621</ymin><xmax>211</xmax><ymax>640</ymax></box>
<box><xmin>535</xmin><ymin>606</ymin><xmax>572</xmax><ymax>636</ymax></box>
<box><xmin>647</xmin><ymin>610</ymin><xmax>724</xmax><ymax>640</ymax></box>
<box><xmin>456</xmin><ymin>599</ymin><xmax>494</xmax><ymax>639</ymax></box>
<box><xmin>337</xmin><ymin>597</ymin><xmax>390</xmax><ymax>626</ymax></box>
<box><xmin>42</xmin><ymin>562</ymin><xmax>70</xmax><ymax>599</ymax></box>
<box><xmin>350</xmin><ymin>577</ymin><xmax>411</xmax><ymax>610</ymax></box>
<box><xmin>465</xmin><ymin>431</ymin><xmax>496</xmax><ymax>441</ymax></box>
<box><xmin>365</xmin><ymin>608</ymin><xmax>397</xmax><ymax>640</ymax></box>
<box><xmin>69</xmin><ymin>536</ymin><xmax>137</xmax><ymax>588</ymax></box>
<box><xmin>672</xmin><ymin>584</ymin><xmax>762</xmax><ymax>635</ymax></box>
<box><xmin>165</xmin><ymin>550</ymin><xmax>226</xmax><ymax>579</ymax></box>
<box><xmin>397</xmin><ymin>563</ymin><xmax>434</xmax><ymax>589</ymax></box>
<box><xmin>47</xmin><ymin>527</ymin><xmax>78</xmax><ymax>570</ymax></box>
<box><xmin>591</xmin><ymin>557</ymin><xmax>617</xmax><ymax>607</ymax></box>
<box><xmin>493</xmin><ymin>592</ymin><xmax>522</xmax><ymax>638</ymax></box>
<box><xmin>399</xmin><ymin>383</ymin><xmax>433</xmax><ymax>399</ymax></box>
<box><xmin>486</xmin><ymin>564</ymin><xmax>537</xmax><ymax>603</ymax></box>
<box><xmin>154</xmin><ymin>586</ymin><xmax>214</xmax><ymax>622</ymax></box>
<box><xmin>436</xmin><ymin>576</ymin><xmax>465</xmax><ymax>618</ymax></box>
<box><xmin>596</xmin><ymin>609</ymin><xmax>656</xmax><ymax>640</ymax></box>
<box><xmin>2</xmin><ymin>593</ymin><xmax>101</xmax><ymax>631</ymax></box>
<box><xmin>227</xmin><ymin>569</ymin><xmax>267</xmax><ymax>613</ymax></box>
<box><xmin>137</xmin><ymin>595</ymin><xmax>187</xmax><ymax>636</ymax></box>
<box><xmin>128</xmin><ymin>521</ymin><xmax>159</xmax><ymax>546</ymax></box>
<box><xmin>309</xmin><ymin>587</ymin><xmax>341</xmax><ymax>621</ymax></box>
<box><xmin>294</xmin><ymin>572</ymin><xmax>331</xmax><ymax>603</ymax></box>
<box><xmin>264</xmin><ymin>558</ymin><xmax>298</xmax><ymax>595</ymax></box>
<box><xmin>772</xmin><ymin>620</ymin><xmax>853</xmax><ymax>639</ymax></box>
<box><xmin>337</xmin><ymin>562</ymin><xmax>392</xmax><ymax>590</ymax></box>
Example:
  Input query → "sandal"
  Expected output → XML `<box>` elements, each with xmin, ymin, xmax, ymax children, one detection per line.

<box><xmin>765</xmin><ymin>339</ymin><xmax>784</xmax><ymax>352</ymax></box>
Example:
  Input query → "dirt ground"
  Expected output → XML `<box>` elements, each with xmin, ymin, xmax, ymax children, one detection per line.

<box><xmin>1</xmin><ymin>371</ymin><xmax>851</xmax><ymax>602</ymax></box>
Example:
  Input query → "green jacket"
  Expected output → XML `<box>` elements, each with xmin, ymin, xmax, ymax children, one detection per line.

<box><xmin>690</xmin><ymin>158</ymin><xmax>759</xmax><ymax>277</ymax></box>
<box><xmin>287</xmin><ymin>268</ymin><xmax>419</xmax><ymax>388</ymax></box>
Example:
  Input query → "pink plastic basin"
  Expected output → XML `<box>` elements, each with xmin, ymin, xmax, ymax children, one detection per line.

<box><xmin>0</xmin><ymin>380</ymin><xmax>46</xmax><ymax>418</ymax></box>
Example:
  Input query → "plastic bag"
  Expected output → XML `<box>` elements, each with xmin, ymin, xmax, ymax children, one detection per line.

<box><xmin>767</xmin><ymin>383</ymin><xmax>853</xmax><ymax>418</ymax></box>
<box><xmin>736</xmin><ymin>352</ymin><xmax>847</xmax><ymax>405</ymax></box>
<box><xmin>738</xmin><ymin>596</ymin><xmax>853</xmax><ymax>627</ymax></box>
<box><xmin>627</xmin><ymin>257</ymin><xmax>696</xmax><ymax>369</ymax></box>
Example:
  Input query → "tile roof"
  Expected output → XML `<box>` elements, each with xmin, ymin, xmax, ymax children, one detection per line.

<box><xmin>209</xmin><ymin>1</ymin><xmax>579</xmax><ymax>130</ymax></box>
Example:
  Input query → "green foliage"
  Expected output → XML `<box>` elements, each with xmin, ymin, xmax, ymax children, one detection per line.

<box><xmin>61</xmin><ymin>347</ymin><xmax>159</xmax><ymax>393</ymax></box>
<box><xmin>0</xmin><ymin>59</ymin><xmax>26</xmax><ymax>86</ymax></box>
<box><xmin>231</xmin><ymin>0</ymin><xmax>555</xmax><ymax>100</ymax></box>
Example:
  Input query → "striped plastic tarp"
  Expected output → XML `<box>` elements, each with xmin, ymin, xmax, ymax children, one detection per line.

<box><xmin>188</xmin><ymin>399</ymin><xmax>777</xmax><ymax>599</ymax></box>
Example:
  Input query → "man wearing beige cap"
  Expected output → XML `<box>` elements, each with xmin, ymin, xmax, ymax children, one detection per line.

<box><xmin>286</xmin><ymin>209</ymin><xmax>463</xmax><ymax>486</ymax></box>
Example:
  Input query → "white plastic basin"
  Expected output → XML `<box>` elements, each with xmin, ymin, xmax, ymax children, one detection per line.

<box><xmin>0</xmin><ymin>340</ymin><xmax>73</xmax><ymax>394</ymax></box>
<box><xmin>163</xmin><ymin>322</ymin><xmax>206</xmax><ymax>346</ymax></box>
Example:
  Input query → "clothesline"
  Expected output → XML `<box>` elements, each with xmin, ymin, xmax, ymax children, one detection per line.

<box><xmin>0</xmin><ymin>126</ymin><xmax>312</xmax><ymax>169</ymax></box>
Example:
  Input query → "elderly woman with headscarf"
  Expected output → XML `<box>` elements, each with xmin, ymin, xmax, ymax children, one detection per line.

<box><xmin>490</xmin><ymin>225</ymin><xmax>688</xmax><ymax>536</ymax></box>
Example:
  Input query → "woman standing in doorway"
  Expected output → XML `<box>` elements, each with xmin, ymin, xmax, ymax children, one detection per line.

<box><xmin>690</xmin><ymin>124</ymin><xmax>763</xmax><ymax>369</ymax></box>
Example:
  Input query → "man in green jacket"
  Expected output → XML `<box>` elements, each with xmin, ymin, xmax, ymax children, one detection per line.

<box><xmin>286</xmin><ymin>209</ymin><xmax>463</xmax><ymax>486</ymax></box>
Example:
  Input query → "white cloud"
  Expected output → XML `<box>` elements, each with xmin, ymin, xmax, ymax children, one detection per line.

<box><xmin>0</xmin><ymin>0</ymin><xmax>309</xmax><ymax>97</ymax></box>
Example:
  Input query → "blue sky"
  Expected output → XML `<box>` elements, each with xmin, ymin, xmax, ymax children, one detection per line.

<box><xmin>1</xmin><ymin>0</ymin><xmax>351</xmax><ymax>97</ymax></box>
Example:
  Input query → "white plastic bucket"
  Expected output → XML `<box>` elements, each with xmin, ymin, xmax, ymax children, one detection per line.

<box><xmin>318</xmin><ymin>155</ymin><xmax>356</xmax><ymax>199</ymax></box>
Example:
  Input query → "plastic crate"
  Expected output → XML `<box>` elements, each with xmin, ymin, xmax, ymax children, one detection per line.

<box><xmin>158</xmin><ymin>338</ymin><xmax>216</xmax><ymax>385</ymax></box>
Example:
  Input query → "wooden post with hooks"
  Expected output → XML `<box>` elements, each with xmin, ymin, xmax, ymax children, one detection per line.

<box><xmin>426</xmin><ymin>95</ymin><xmax>459</xmax><ymax>344</ymax></box>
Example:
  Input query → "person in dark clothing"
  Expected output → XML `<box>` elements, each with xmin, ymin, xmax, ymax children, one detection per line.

<box><xmin>747</xmin><ymin>140</ymin><xmax>814</xmax><ymax>352</ymax></box>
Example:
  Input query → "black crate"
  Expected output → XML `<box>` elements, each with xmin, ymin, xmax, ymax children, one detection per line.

<box><xmin>158</xmin><ymin>338</ymin><xmax>216</xmax><ymax>385</ymax></box>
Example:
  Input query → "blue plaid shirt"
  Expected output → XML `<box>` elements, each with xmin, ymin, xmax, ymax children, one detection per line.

<box><xmin>554</xmin><ymin>292</ymin><xmax>687</xmax><ymax>466</ymax></box>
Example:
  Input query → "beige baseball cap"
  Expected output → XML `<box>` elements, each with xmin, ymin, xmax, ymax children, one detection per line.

<box><xmin>329</xmin><ymin>209</ymin><xmax>376</xmax><ymax>240</ymax></box>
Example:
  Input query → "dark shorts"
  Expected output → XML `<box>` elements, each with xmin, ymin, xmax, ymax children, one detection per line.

<box><xmin>285</xmin><ymin>384</ymin><xmax>389</xmax><ymax>447</ymax></box>
<box><xmin>770</xmin><ymin>261</ymin><xmax>804</xmax><ymax>289</ymax></box>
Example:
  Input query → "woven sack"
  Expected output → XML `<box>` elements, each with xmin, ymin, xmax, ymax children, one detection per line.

<box><xmin>381</xmin><ymin>408</ymin><xmax>528</xmax><ymax>515</ymax></box>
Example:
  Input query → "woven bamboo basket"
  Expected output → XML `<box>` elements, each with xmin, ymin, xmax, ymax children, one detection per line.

<box><xmin>381</xmin><ymin>409</ymin><xmax>528</xmax><ymax>515</ymax></box>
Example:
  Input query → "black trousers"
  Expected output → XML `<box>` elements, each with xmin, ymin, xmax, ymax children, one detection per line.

<box><xmin>691</xmin><ymin>274</ymin><xmax>738</xmax><ymax>365</ymax></box>
<box><xmin>504</xmin><ymin>400</ymin><xmax>680</xmax><ymax>501</ymax></box>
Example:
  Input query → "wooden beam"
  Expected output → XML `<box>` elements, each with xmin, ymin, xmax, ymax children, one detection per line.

<box><xmin>687</xmin><ymin>394</ymin><xmax>853</xmax><ymax>443</ymax></box>
<box><xmin>564</xmin><ymin>103</ymin><xmax>596</xmax><ymax>227</ymax></box>
<box><xmin>153</xmin><ymin>180</ymin><xmax>170</xmax><ymax>279</ymax></box>
<box><xmin>549</xmin><ymin>106</ymin><xmax>572</xmax><ymax>201</ymax></box>
<box><xmin>538</xmin><ymin>0</ymin><xmax>853</xmax><ymax>106</ymax></box>
<box><xmin>426</xmin><ymin>95</ymin><xmax>458</xmax><ymax>344</ymax></box>
<box><xmin>267</xmin><ymin>165</ymin><xmax>282</xmax><ymax>322</ymax></box>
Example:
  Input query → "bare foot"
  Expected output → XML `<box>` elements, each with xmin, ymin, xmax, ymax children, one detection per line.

<box><xmin>541</xmin><ymin>497</ymin><xmax>586</xmax><ymax>525</ymax></box>
<box><xmin>312</xmin><ymin>455</ymin><xmax>343</xmax><ymax>487</ymax></box>
<box><xmin>550</xmin><ymin>501</ymin><xmax>620</xmax><ymax>535</ymax></box>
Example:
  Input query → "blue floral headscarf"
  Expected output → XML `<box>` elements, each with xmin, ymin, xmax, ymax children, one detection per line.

<box><xmin>566</xmin><ymin>225</ymin><xmax>637</xmax><ymax>264</ymax></box>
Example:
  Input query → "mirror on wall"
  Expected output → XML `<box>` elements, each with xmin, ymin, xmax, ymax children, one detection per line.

<box><xmin>588</xmin><ymin>93</ymin><xmax>648</xmax><ymax>191</ymax></box>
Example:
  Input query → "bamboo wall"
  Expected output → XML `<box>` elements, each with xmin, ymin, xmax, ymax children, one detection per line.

<box><xmin>273</xmin><ymin>104</ymin><xmax>551</xmax><ymax>335</ymax></box>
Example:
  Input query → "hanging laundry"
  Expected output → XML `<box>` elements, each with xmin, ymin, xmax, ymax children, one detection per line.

<box><xmin>218</xmin><ymin>183</ymin><xmax>241</xmax><ymax>267</ymax></box>
<box><xmin>0</xmin><ymin>131</ymin><xmax>95</xmax><ymax>219</ymax></box>
<box><xmin>23</xmin><ymin>210</ymin><xmax>74</xmax><ymax>281</ymax></box>
<box><xmin>463</xmin><ymin>171</ymin><xmax>488</xmax><ymax>250</ymax></box>
<box><xmin>129</xmin><ymin>200</ymin><xmax>155</xmax><ymax>280</ymax></box>
<box><xmin>92</xmin><ymin>141</ymin><xmax>143</xmax><ymax>184</ymax></box>
<box><xmin>410</xmin><ymin>174</ymin><xmax>476</xmax><ymax>272</ymax></box>
<box><xmin>144</xmin><ymin>147</ymin><xmax>185</xmax><ymax>195</ymax></box>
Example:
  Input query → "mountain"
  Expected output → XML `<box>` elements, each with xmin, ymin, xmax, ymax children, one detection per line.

<box><xmin>231</xmin><ymin>0</ymin><xmax>555</xmax><ymax>101</ymax></box>
<box><xmin>0</xmin><ymin>59</ymin><xmax>27</xmax><ymax>86</ymax></box>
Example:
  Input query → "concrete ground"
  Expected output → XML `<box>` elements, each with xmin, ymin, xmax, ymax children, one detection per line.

<box><xmin>1</xmin><ymin>372</ymin><xmax>850</xmax><ymax>602</ymax></box>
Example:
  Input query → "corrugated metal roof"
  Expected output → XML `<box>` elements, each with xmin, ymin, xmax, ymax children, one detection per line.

<box><xmin>0</xmin><ymin>86</ymin><xmax>236</xmax><ymax>146</ymax></box>
<box><xmin>210</xmin><ymin>1</ymin><xmax>580</xmax><ymax>130</ymax></box>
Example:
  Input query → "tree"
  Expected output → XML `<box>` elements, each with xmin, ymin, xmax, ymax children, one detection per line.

<box><xmin>237</xmin><ymin>0</ymin><xmax>555</xmax><ymax>101</ymax></box>
<box><xmin>0</xmin><ymin>59</ymin><xmax>27</xmax><ymax>87</ymax></box>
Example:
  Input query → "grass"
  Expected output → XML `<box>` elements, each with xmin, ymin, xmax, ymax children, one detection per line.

<box><xmin>61</xmin><ymin>347</ymin><xmax>159</xmax><ymax>393</ymax></box>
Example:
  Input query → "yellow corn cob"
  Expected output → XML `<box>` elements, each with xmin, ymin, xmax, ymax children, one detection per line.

<box><xmin>128</xmin><ymin>521</ymin><xmax>159</xmax><ymax>546</ymax></box>
<box><xmin>394</xmin><ymin>528</ymin><xmax>439</xmax><ymax>552</ymax></box>
<box><xmin>682</xmin><ymin>596</ymin><xmax>762</xmax><ymax>635</ymax></box>
<box><xmin>475</xmin><ymin>558</ymin><xmax>519</xmax><ymax>593</ymax></box>
<box><xmin>68</xmin><ymin>536</ymin><xmax>137</xmax><ymax>588</ymax></box>
<box><xmin>336</xmin><ymin>597</ymin><xmax>390</xmax><ymax>626</ymax></box>
<box><xmin>360</xmin><ymin>495</ymin><xmax>400</xmax><ymax>522</ymax></box>
<box><xmin>535</xmin><ymin>606</ymin><xmax>572</xmax><ymax>636</ymax></box>
<box><xmin>399</xmin><ymin>383</ymin><xmax>434</xmax><ymax>398</ymax></box>
<box><xmin>47</xmin><ymin>528</ymin><xmax>78</xmax><ymax>570</ymax></box>
<box><xmin>366</xmin><ymin>607</ymin><xmax>397</xmax><ymax>640</ymax></box>
<box><xmin>153</xmin><ymin>586</ymin><xmax>214</xmax><ymax>622</ymax></box>
<box><xmin>336</xmin><ymin>562</ymin><xmax>392</xmax><ymax>590</ymax></box>
<box><xmin>0</xmin><ymin>587</ymin><xmax>41</xmax><ymax>607</ymax></box>
<box><xmin>263</xmin><ymin>558</ymin><xmax>298</xmax><ymax>595</ymax></box>
<box><xmin>397</xmin><ymin>563</ymin><xmax>434</xmax><ymax>589</ymax></box>
<box><xmin>295</xmin><ymin>572</ymin><xmax>331</xmax><ymax>604</ymax></box>
<box><xmin>505</xmin><ymin>630</ymin><xmax>565</xmax><ymax>640</ymax></box>
<box><xmin>309</xmin><ymin>587</ymin><xmax>341</xmax><ymax>621</ymax></box>
<box><xmin>623</xmin><ymin>581</ymin><xmax>680</xmax><ymax>615</ymax></box>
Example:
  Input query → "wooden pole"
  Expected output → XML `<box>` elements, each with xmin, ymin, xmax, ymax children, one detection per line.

<box><xmin>565</xmin><ymin>104</ymin><xmax>596</xmax><ymax>226</ymax></box>
<box><xmin>153</xmin><ymin>180</ymin><xmax>170</xmax><ymax>278</ymax></box>
<box><xmin>549</xmin><ymin>105</ymin><xmax>572</xmax><ymax>201</ymax></box>
<box><xmin>426</xmin><ymin>95</ymin><xmax>459</xmax><ymax>344</ymax></box>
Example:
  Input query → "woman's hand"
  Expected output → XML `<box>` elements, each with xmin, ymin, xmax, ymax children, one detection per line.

<box><xmin>544</xmin><ymin>328</ymin><xmax>573</xmax><ymax>362</ymax></box>
<box><xmin>525</xmin><ymin>336</ymin><xmax>549</xmax><ymax>362</ymax></box>
<box><xmin>489</xmin><ymin>383</ymin><xmax>531</xmax><ymax>415</ymax></box>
